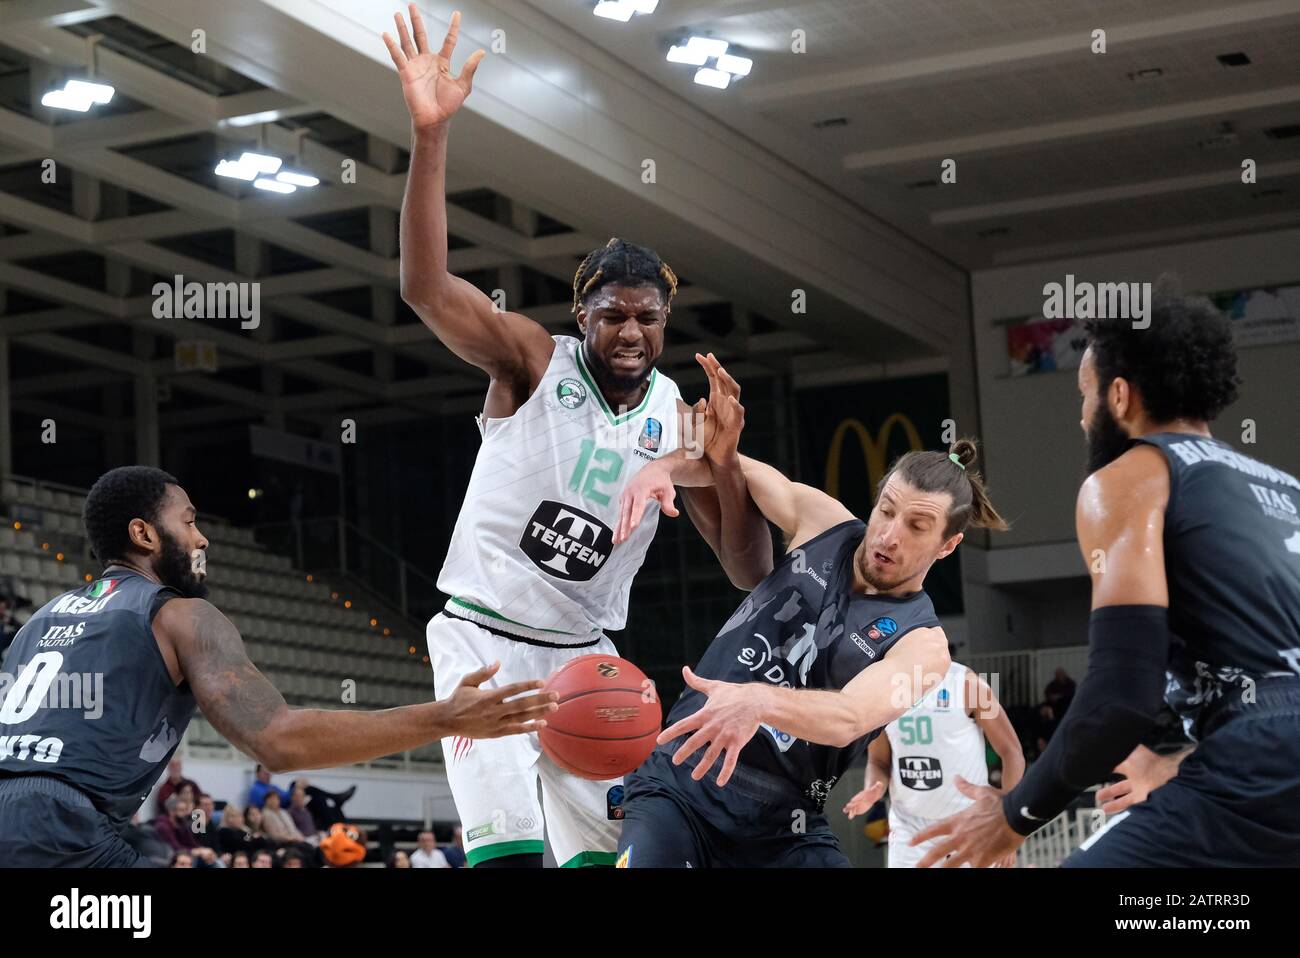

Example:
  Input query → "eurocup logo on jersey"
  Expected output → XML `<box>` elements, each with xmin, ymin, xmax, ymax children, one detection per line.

<box><xmin>519</xmin><ymin>500</ymin><xmax>614</xmax><ymax>581</ymax></box>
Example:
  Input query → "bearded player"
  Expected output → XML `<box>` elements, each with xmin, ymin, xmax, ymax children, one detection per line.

<box><xmin>610</xmin><ymin>355</ymin><xmax>1008</xmax><ymax>866</ymax></box>
<box><xmin>912</xmin><ymin>286</ymin><xmax>1300</xmax><ymax>867</ymax></box>
<box><xmin>384</xmin><ymin>8</ymin><xmax>773</xmax><ymax>868</ymax></box>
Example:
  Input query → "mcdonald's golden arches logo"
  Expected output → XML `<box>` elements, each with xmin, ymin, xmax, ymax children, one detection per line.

<box><xmin>824</xmin><ymin>413</ymin><xmax>924</xmax><ymax>498</ymax></box>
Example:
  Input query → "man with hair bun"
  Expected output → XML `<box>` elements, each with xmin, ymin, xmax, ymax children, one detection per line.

<box><xmin>610</xmin><ymin>354</ymin><xmax>1008</xmax><ymax>867</ymax></box>
<box><xmin>914</xmin><ymin>282</ymin><xmax>1300</xmax><ymax>867</ymax></box>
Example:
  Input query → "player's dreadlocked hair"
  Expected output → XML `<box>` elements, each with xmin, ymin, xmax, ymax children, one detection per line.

<box><xmin>571</xmin><ymin>238</ymin><xmax>678</xmax><ymax>314</ymax></box>
<box><xmin>1083</xmin><ymin>275</ymin><xmax>1240</xmax><ymax>423</ymax></box>
<box><xmin>878</xmin><ymin>438</ymin><xmax>1009</xmax><ymax>539</ymax></box>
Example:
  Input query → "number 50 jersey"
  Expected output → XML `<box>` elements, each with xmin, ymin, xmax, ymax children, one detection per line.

<box><xmin>437</xmin><ymin>335</ymin><xmax>683</xmax><ymax>642</ymax></box>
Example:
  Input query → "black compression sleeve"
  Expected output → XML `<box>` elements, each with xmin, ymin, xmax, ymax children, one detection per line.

<box><xmin>1002</xmin><ymin>605</ymin><xmax>1170</xmax><ymax>836</ymax></box>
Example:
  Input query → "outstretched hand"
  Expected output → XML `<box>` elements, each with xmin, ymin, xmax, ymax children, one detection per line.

<box><xmin>909</xmin><ymin>776</ymin><xmax>1024</xmax><ymax>868</ymax></box>
<box><xmin>382</xmin><ymin>6</ymin><xmax>485</xmax><ymax>130</ymax></box>
<box><xmin>655</xmin><ymin>667</ymin><xmax>762</xmax><ymax>788</ymax></box>
<box><xmin>695</xmin><ymin>352</ymin><xmax>745</xmax><ymax>463</ymax></box>
<box><xmin>443</xmin><ymin>662</ymin><xmax>558</xmax><ymax>739</ymax></box>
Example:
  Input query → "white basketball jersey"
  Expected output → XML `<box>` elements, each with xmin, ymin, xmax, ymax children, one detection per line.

<box><xmin>886</xmin><ymin>663</ymin><xmax>988</xmax><ymax>825</ymax></box>
<box><xmin>437</xmin><ymin>335</ymin><xmax>683</xmax><ymax>642</ymax></box>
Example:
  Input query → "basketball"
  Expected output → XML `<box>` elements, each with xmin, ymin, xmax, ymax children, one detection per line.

<box><xmin>538</xmin><ymin>655</ymin><xmax>662</xmax><ymax>780</ymax></box>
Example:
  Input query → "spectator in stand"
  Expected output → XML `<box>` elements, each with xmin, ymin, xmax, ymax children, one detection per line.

<box><xmin>410</xmin><ymin>830</ymin><xmax>449</xmax><ymax>868</ymax></box>
<box><xmin>155</xmin><ymin>757</ymin><xmax>200</xmax><ymax>817</ymax></box>
<box><xmin>1044</xmin><ymin>667</ymin><xmax>1077</xmax><ymax>716</ymax></box>
<box><xmin>388</xmin><ymin>850</ymin><xmax>412</xmax><ymax>868</ymax></box>
<box><xmin>154</xmin><ymin>796</ymin><xmax>201</xmax><ymax>853</ymax></box>
<box><xmin>247</xmin><ymin>764</ymin><xmax>355</xmax><ymax>830</ymax></box>
<box><xmin>252</xmin><ymin>850</ymin><xmax>274</xmax><ymax>868</ymax></box>
<box><xmin>197</xmin><ymin>792</ymin><xmax>221</xmax><ymax>830</ymax></box>
<box><xmin>231</xmin><ymin>851</ymin><xmax>250</xmax><ymax>868</ymax></box>
<box><xmin>1032</xmin><ymin>703</ymin><xmax>1060</xmax><ymax>758</ymax></box>
<box><xmin>288</xmin><ymin>785</ymin><xmax>319</xmax><ymax>843</ymax></box>
<box><xmin>245</xmin><ymin>804</ymin><xmax>274</xmax><ymax>851</ymax></box>
<box><xmin>261</xmin><ymin>790</ymin><xmax>306</xmax><ymax>844</ymax></box>
<box><xmin>217</xmin><ymin>805</ymin><xmax>271</xmax><ymax>857</ymax></box>
<box><xmin>443</xmin><ymin>826</ymin><xmax>466</xmax><ymax>869</ymax></box>
<box><xmin>191</xmin><ymin>846</ymin><xmax>224</xmax><ymax>869</ymax></box>
<box><xmin>171</xmin><ymin>851</ymin><xmax>193</xmax><ymax>868</ymax></box>
<box><xmin>281</xmin><ymin>849</ymin><xmax>305</xmax><ymax>869</ymax></box>
<box><xmin>194</xmin><ymin>793</ymin><xmax>222</xmax><ymax>852</ymax></box>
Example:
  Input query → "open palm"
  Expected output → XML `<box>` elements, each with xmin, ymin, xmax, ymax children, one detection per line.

<box><xmin>383</xmin><ymin>6</ymin><xmax>485</xmax><ymax>130</ymax></box>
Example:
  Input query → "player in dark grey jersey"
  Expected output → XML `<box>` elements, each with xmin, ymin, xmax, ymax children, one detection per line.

<box><xmin>915</xmin><ymin>285</ymin><xmax>1300</xmax><ymax>867</ymax></box>
<box><xmin>609</xmin><ymin>355</ymin><xmax>1008</xmax><ymax>866</ymax></box>
<box><xmin>0</xmin><ymin>466</ymin><xmax>558</xmax><ymax>867</ymax></box>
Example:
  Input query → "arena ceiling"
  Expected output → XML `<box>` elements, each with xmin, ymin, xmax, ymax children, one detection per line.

<box><xmin>0</xmin><ymin>0</ymin><xmax>1295</xmax><ymax>438</ymax></box>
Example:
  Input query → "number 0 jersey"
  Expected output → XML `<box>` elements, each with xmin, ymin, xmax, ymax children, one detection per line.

<box><xmin>437</xmin><ymin>335</ymin><xmax>683</xmax><ymax>642</ymax></box>
<box><xmin>0</xmin><ymin>570</ymin><xmax>195</xmax><ymax>827</ymax></box>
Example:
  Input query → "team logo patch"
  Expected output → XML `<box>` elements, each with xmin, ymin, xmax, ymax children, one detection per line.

<box><xmin>899</xmin><ymin>756</ymin><xmax>943</xmax><ymax>790</ymax></box>
<box><xmin>557</xmin><ymin>378</ymin><xmax>587</xmax><ymax>409</ymax></box>
<box><xmin>597</xmin><ymin>661</ymin><xmax>620</xmax><ymax>678</ymax></box>
<box><xmin>616</xmin><ymin>845</ymin><xmax>631</xmax><ymax>868</ymax></box>
<box><xmin>638</xmin><ymin>418</ymin><xmax>662</xmax><ymax>452</ymax></box>
<box><xmin>865</xmin><ymin>616</ymin><xmax>898</xmax><ymax>642</ymax></box>
<box><xmin>607</xmin><ymin>785</ymin><xmax>625</xmax><ymax>821</ymax></box>
<box><xmin>519</xmin><ymin>500</ymin><xmax>614</xmax><ymax>581</ymax></box>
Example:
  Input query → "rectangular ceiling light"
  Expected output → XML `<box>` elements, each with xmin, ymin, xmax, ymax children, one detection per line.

<box><xmin>693</xmin><ymin>67</ymin><xmax>731</xmax><ymax>90</ymax></box>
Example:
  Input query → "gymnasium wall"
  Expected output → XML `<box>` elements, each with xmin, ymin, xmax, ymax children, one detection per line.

<box><xmin>970</xmin><ymin>226</ymin><xmax>1300</xmax><ymax>551</ymax></box>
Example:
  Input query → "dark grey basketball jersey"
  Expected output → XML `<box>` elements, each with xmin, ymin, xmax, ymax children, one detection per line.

<box><xmin>664</xmin><ymin>519</ymin><xmax>941</xmax><ymax>807</ymax></box>
<box><xmin>1136</xmin><ymin>433</ymin><xmax>1300</xmax><ymax>739</ymax></box>
<box><xmin>0</xmin><ymin>569</ymin><xmax>195</xmax><ymax>826</ymax></box>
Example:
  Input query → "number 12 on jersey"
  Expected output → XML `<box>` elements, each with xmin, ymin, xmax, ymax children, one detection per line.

<box><xmin>568</xmin><ymin>439</ymin><xmax>624</xmax><ymax>508</ymax></box>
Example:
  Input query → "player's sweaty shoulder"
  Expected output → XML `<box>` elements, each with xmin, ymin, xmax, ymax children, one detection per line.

<box><xmin>1078</xmin><ymin>443</ymin><xmax>1170</xmax><ymax>521</ymax></box>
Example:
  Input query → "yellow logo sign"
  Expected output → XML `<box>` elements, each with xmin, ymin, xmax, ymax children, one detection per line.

<box><xmin>824</xmin><ymin>413</ymin><xmax>923</xmax><ymax>498</ymax></box>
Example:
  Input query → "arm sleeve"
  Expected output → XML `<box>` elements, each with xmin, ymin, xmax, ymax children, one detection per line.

<box><xmin>1002</xmin><ymin>605</ymin><xmax>1170</xmax><ymax>836</ymax></box>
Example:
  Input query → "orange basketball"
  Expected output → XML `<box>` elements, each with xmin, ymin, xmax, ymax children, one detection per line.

<box><xmin>539</xmin><ymin>654</ymin><xmax>661</xmax><ymax>780</ymax></box>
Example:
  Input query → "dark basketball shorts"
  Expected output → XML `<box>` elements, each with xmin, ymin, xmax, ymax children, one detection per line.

<box><xmin>0</xmin><ymin>774</ymin><xmax>155</xmax><ymax>868</ymax></box>
<box><xmin>1065</xmin><ymin>679</ymin><xmax>1300</xmax><ymax>867</ymax></box>
<box><xmin>616</xmin><ymin>747</ymin><xmax>851</xmax><ymax>868</ymax></box>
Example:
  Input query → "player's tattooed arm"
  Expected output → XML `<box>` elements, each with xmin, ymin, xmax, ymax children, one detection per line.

<box><xmin>157</xmin><ymin>598</ymin><xmax>557</xmax><ymax>772</ymax></box>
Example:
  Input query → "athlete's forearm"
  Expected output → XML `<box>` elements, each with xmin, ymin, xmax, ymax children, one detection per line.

<box><xmin>708</xmin><ymin>453</ymin><xmax>775</xmax><ymax>590</ymax></box>
<box><xmin>263</xmin><ymin>701</ymin><xmax>454</xmax><ymax>773</ymax></box>
<box><xmin>752</xmin><ymin>685</ymin><xmax>889</xmax><ymax>750</ymax></box>
<box><xmin>399</xmin><ymin>124</ymin><xmax>453</xmax><ymax>309</ymax></box>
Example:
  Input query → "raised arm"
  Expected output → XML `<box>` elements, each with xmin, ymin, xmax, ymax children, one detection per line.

<box><xmin>675</xmin><ymin>392</ymin><xmax>774</xmax><ymax>590</ymax></box>
<box><xmin>385</xmin><ymin>7</ymin><xmax>553</xmax><ymax>383</ymax></box>
<box><xmin>155</xmin><ymin>597</ymin><xmax>556</xmax><ymax>773</ymax></box>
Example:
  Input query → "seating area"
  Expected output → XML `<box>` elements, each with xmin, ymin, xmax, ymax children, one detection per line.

<box><xmin>1</xmin><ymin>475</ymin><xmax>441</xmax><ymax>765</ymax></box>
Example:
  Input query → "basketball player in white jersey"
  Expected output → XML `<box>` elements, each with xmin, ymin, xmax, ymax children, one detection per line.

<box><xmin>384</xmin><ymin>7</ymin><xmax>773</xmax><ymax>868</ymax></box>
<box><xmin>844</xmin><ymin>662</ymin><xmax>1023</xmax><ymax>867</ymax></box>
